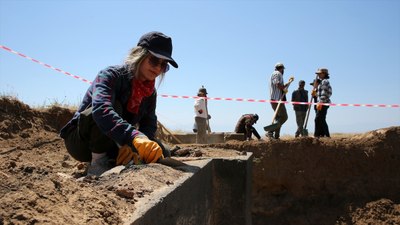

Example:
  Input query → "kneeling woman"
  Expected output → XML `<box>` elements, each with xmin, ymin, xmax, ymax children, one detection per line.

<box><xmin>60</xmin><ymin>31</ymin><xmax>178</xmax><ymax>176</ymax></box>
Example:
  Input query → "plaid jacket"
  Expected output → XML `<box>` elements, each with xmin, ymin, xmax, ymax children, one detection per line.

<box><xmin>317</xmin><ymin>79</ymin><xmax>332</xmax><ymax>103</ymax></box>
<box><xmin>60</xmin><ymin>64</ymin><xmax>157</xmax><ymax>147</ymax></box>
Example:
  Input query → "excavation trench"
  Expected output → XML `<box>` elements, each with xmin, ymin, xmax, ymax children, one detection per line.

<box><xmin>127</xmin><ymin>127</ymin><xmax>400</xmax><ymax>225</ymax></box>
<box><xmin>210</xmin><ymin>128</ymin><xmax>400</xmax><ymax>225</ymax></box>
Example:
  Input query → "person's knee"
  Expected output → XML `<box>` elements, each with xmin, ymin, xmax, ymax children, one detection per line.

<box><xmin>64</xmin><ymin>139</ymin><xmax>91</xmax><ymax>162</ymax></box>
<box><xmin>62</xmin><ymin>126</ymin><xmax>91</xmax><ymax>162</ymax></box>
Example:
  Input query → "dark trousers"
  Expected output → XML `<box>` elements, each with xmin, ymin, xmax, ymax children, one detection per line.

<box><xmin>63</xmin><ymin>106</ymin><xmax>120</xmax><ymax>162</ymax></box>
<box><xmin>195</xmin><ymin>117</ymin><xmax>207</xmax><ymax>144</ymax></box>
<box><xmin>314</xmin><ymin>105</ymin><xmax>330</xmax><ymax>137</ymax></box>
<box><xmin>295</xmin><ymin>111</ymin><xmax>307</xmax><ymax>136</ymax></box>
<box><xmin>63</xmin><ymin>105</ymin><xmax>169</xmax><ymax>162</ymax></box>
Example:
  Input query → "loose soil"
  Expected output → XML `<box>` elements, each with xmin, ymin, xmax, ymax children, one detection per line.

<box><xmin>0</xmin><ymin>97</ymin><xmax>399</xmax><ymax>225</ymax></box>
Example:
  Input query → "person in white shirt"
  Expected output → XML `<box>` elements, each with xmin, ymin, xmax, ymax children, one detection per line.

<box><xmin>194</xmin><ymin>86</ymin><xmax>211</xmax><ymax>143</ymax></box>
<box><xmin>267</xmin><ymin>62</ymin><xmax>289</xmax><ymax>140</ymax></box>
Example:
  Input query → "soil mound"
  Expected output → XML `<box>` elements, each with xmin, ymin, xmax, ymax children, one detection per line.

<box><xmin>0</xmin><ymin>97</ymin><xmax>239</xmax><ymax>225</ymax></box>
<box><xmin>0</xmin><ymin>97</ymin><xmax>73</xmax><ymax>139</ymax></box>
<box><xmin>0</xmin><ymin>97</ymin><xmax>399</xmax><ymax>225</ymax></box>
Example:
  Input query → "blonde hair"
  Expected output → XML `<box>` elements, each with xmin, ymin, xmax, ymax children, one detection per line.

<box><xmin>124</xmin><ymin>46</ymin><xmax>166</xmax><ymax>86</ymax></box>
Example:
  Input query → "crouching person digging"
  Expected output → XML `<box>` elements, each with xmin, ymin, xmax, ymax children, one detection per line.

<box><xmin>235</xmin><ymin>114</ymin><xmax>261</xmax><ymax>141</ymax></box>
<box><xmin>60</xmin><ymin>31</ymin><xmax>179</xmax><ymax>176</ymax></box>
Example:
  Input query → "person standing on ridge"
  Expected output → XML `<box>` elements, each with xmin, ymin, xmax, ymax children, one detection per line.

<box><xmin>194</xmin><ymin>86</ymin><xmax>211</xmax><ymax>144</ymax></box>
<box><xmin>291</xmin><ymin>80</ymin><xmax>308</xmax><ymax>137</ymax></box>
<box><xmin>312</xmin><ymin>68</ymin><xmax>332</xmax><ymax>138</ymax></box>
<box><xmin>267</xmin><ymin>62</ymin><xmax>289</xmax><ymax>140</ymax></box>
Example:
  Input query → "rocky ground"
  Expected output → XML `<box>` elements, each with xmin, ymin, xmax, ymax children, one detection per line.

<box><xmin>0</xmin><ymin>96</ymin><xmax>399</xmax><ymax>225</ymax></box>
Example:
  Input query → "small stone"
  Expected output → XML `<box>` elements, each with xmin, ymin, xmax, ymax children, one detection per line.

<box><xmin>175</xmin><ymin>149</ymin><xmax>190</xmax><ymax>156</ymax></box>
<box><xmin>116</xmin><ymin>189</ymin><xmax>135</xmax><ymax>199</ymax></box>
<box><xmin>194</xmin><ymin>150</ymin><xmax>202</xmax><ymax>157</ymax></box>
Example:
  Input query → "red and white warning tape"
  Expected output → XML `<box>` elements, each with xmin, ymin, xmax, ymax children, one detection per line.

<box><xmin>1</xmin><ymin>45</ymin><xmax>399</xmax><ymax>108</ymax></box>
<box><xmin>160</xmin><ymin>95</ymin><xmax>400</xmax><ymax>108</ymax></box>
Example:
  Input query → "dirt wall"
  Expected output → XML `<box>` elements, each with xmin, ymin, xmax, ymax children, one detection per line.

<box><xmin>212</xmin><ymin>127</ymin><xmax>400</xmax><ymax>225</ymax></box>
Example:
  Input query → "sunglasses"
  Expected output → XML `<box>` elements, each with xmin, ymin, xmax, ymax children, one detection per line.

<box><xmin>148</xmin><ymin>55</ymin><xmax>169</xmax><ymax>72</ymax></box>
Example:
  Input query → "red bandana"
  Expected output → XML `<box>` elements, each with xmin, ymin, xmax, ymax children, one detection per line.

<box><xmin>127</xmin><ymin>78</ymin><xmax>155</xmax><ymax>114</ymax></box>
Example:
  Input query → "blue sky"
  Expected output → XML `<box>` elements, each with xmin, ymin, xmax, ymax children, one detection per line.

<box><xmin>1</xmin><ymin>0</ymin><xmax>399</xmax><ymax>135</ymax></box>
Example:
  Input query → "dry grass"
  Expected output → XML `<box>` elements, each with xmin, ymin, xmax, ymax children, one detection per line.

<box><xmin>33</xmin><ymin>98</ymin><xmax>78</xmax><ymax>112</ymax></box>
<box><xmin>0</xmin><ymin>94</ymin><xmax>78</xmax><ymax>112</ymax></box>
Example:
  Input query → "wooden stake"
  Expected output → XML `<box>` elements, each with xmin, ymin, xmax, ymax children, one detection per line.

<box><xmin>157</xmin><ymin>121</ymin><xmax>182</xmax><ymax>144</ymax></box>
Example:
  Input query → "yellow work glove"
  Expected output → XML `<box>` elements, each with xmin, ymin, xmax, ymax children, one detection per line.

<box><xmin>132</xmin><ymin>136</ymin><xmax>164</xmax><ymax>164</ymax></box>
<box><xmin>283</xmin><ymin>89</ymin><xmax>288</xmax><ymax>94</ymax></box>
<box><xmin>116</xmin><ymin>145</ymin><xmax>140</xmax><ymax>165</ymax></box>
<box><xmin>311</xmin><ymin>90</ymin><xmax>317</xmax><ymax>97</ymax></box>
<box><xmin>316</xmin><ymin>103</ymin><xmax>323</xmax><ymax>111</ymax></box>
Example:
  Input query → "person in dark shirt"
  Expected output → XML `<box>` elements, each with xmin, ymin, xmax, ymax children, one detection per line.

<box><xmin>235</xmin><ymin>114</ymin><xmax>261</xmax><ymax>141</ymax></box>
<box><xmin>60</xmin><ymin>31</ymin><xmax>178</xmax><ymax>176</ymax></box>
<box><xmin>291</xmin><ymin>80</ymin><xmax>308</xmax><ymax>137</ymax></box>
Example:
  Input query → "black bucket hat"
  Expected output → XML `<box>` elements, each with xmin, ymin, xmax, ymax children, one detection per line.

<box><xmin>137</xmin><ymin>31</ymin><xmax>178</xmax><ymax>68</ymax></box>
<box><xmin>198</xmin><ymin>86</ymin><xmax>208</xmax><ymax>95</ymax></box>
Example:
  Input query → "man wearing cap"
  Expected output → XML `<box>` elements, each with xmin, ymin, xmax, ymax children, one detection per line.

<box><xmin>60</xmin><ymin>31</ymin><xmax>179</xmax><ymax>176</ymax></box>
<box><xmin>291</xmin><ymin>80</ymin><xmax>309</xmax><ymax>137</ymax></box>
<box><xmin>194</xmin><ymin>86</ymin><xmax>211</xmax><ymax>144</ymax></box>
<box><xmin>312</xmin><ymin>68</ymin><xmax>332</xmax><ymax>138</ymax></box>
<box><xmin>235</xmin><ymin>114</ymin><xmax>261</xmax><ymax>141</ymax></box>
<box><xmin>267</xmin><ymin>62</ymin><xmax>289</xmax><ymax>139</ymax></box>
